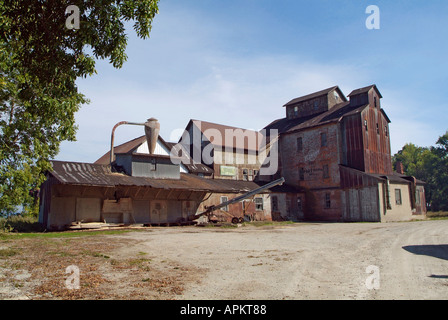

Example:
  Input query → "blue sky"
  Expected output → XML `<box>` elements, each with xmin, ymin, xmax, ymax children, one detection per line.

<box><xmin>57</xmin><ymin>0</ymin><xmax>448</xmax><ymax>163</ymax></box>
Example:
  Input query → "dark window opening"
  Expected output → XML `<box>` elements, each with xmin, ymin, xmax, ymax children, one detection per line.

<box><xmin>299</xmin><ymin>168</ymin><xmax>305</xmax><ymax>181</ymax></box>
<box><xmin>297</xmin><ymin>137</ymin><xmax>303</xmax><ymax>152</ymax></box>
<box><xmin>323</xmin><ymin>165</ymin><xmax>329</xmax><ymax>179</ymax></box>
<box><xmin>325</xmin><ymin>193</ymin><xmax>331</xmax><ymax>209</ymax></box>
<box><xmin>271</xmin><ymin>196</ymin><xmax>279</xmax><ymax>212</ymax></box>
<box><xmin>395</xmin><ymin>189</ymin><xmax>402</xmax><ymax>205</ymax></box>
<box><xmin>255</xmin><ymin>197</ymin><xmax>264</xmax><ymax>211</ymax></box>
<box><xmin>321</xmin><ymin>133</ymin><xmax>327</xmax><ymax>147</ymax></box>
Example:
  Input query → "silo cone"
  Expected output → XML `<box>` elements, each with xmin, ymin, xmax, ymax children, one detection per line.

<box><xmin>144</xmin><ymin>118</ymin><xmax>160</xmax><ymax>155</ymax></box>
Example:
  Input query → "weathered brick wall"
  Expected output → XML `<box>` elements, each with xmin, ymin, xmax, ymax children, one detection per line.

<box><xmin>279</xmin><ymin>123</ymin><xmax>343</xmax><ymax>220</ymax></box>
<box><xmin>280</xmin><ymin>124</ymin><xmax>341</xmax><ymax>189</ymax></box>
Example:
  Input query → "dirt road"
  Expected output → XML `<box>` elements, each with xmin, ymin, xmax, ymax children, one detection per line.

<box><xmin>1</xmin><ymin>220</ymin><xmax>447</xmax><ymax>299</ymax></box>
<box><xmin>113</xmin><ymin>220</ymin><xmax>448</xmax><ymax>299</ymax></box>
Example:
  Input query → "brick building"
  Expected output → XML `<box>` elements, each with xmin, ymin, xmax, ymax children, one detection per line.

<box><xmin>264</xmin><ymin>84</ymin><xmax>426</xmax><ymax>221</ymax></box>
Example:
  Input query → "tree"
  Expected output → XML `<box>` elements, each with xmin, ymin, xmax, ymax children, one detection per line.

<box><xmin>428</xmin><ymin>131</ymin><xmax>448</xmax><ymax>211</ymax></box>
<box><xmin>393</xmin><ymin>131</ymin><xmax>448</xmax><ymax>211</ymax></box>
<box><xmin>0</xmin><ymin>1</ymin><xmax>160</xmax><ymax>216</ymax></box>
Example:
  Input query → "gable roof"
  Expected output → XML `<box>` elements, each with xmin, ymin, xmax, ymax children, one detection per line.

<box><xmin>187</xmin><ymin>119</ymin><xmax>264</xmax><ymax>152</ymax></box>
<box><xmin>95</xmin><ymin>135</ymin><xmax>173</xmax><ymax>165</ymax></box>
<box><xmin>265</xmin><ymin>101</ymin><xmax>369</xmax><ymax>134</ymax></box>
<box><xmin>283</xmin><ymin>86</ymin><xmax>347</xmax><ymax>107</ymax></box>
<box><xmin>347</xmin><ymin>84</ymin><xmax>383</xmax><ymax>98</ymax></box>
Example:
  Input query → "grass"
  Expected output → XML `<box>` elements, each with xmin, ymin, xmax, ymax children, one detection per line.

<box><xmin>426</xmin><ymin>211</ymin><xmax>448</xmax><ymax>220</ymax></box>
<box><xmin>243</xmin><ymin>220</ymin><xmax>296</xmax><ymax>227</ymax></box>
<box><xmin>0</xmin><ymin>229</ymin><xmax>133</xmax><ymax>240</ymax></box>
<box><xmin>0</xmin><ymin>248</ymin><xmax>20</xmax><ymax>258</ymax></box>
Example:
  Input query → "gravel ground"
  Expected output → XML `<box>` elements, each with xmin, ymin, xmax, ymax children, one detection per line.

<box><xmin>1</xmin><ymin>220</ymin><xmax>447</xmax><ymax>300</ymax></box>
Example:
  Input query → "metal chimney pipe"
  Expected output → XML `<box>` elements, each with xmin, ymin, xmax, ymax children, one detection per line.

<box><xmin>110</xmin><ymin>119</ymin><xmax>158</xmax><ymax>166</ymax></box>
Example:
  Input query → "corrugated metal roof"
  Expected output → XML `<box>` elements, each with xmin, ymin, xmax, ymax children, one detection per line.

<box><xmin>49</xmin><ymin>160</ymin><xmax>266</xmax><ymax>193</ymax></box>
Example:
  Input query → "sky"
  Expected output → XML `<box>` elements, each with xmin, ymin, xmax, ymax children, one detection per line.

<box><xmin>57</xmin><ymin>0</ymin><xmax>448</xmax><ymax>163</ymax></box>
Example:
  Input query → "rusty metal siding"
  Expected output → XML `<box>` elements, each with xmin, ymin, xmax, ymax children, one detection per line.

<box><xmin>361</xmin><ymin>104</ymin><xmax>393</xmax><ymax>175</ymax></box>
<box><xmin>343</xmin><ymin>114</ymin><xmax>365</xmax><ymax>172</ymax></box>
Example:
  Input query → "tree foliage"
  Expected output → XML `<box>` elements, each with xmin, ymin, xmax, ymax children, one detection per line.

<box><xmin>393</xmin><ymin>131</ymin><xmax>448</xmax><ymax>211</ymax></box>
<box><xmin>0</xmin><ymin>0</ymin><xmax>160</xmax><ymax>216</ymax></box>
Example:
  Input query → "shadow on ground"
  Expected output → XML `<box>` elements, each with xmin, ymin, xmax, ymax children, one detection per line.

<box><xmin>402</xmin><ymin>244</ymin><xmax>448</xmax><ymax>261</ymax></box>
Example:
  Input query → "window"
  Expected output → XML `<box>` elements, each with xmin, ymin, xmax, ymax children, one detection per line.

<box><xmin>325</xmin><ymin>193</ymin><xmax>331</xmax><ymax>209</ymax></box>
<box><xmin>296</xmin><ymin>137</ymin><xmax>303</xmax><ymax>152</ymax></box>
<box><xmin>294</xmin><ymin>106</ymin><xmax>299</xmax><ymax>117</ymax></box>
<box><xmin>271</xmin><ymin>196</ymin><xmax>279</xmax><ymax>212</ymax></box>
<box><xmin>243</xmin><ymin>168</ymin><xmax>255</xmax><ymax>181</ymax></box>
<box><xmin>321</xmin><ymin>132</ymin><xmax>327</xmax><ymax>147</ymax></box>
<box><xmin>364</xmin><ymin>119</ymin><xmax>368</xmax><ymax>131</ymax></box>
<box><xmin>395</xmin><ymin>189</ymin><xmax>402</xmax><ymax>205</ymax></box>
<box><xmin>299</xmin><ymin>168</ymin><xmax>305</xmax><ymax>181</ymax></box>
<box><xmin>385</xmin><ymin>125</ymin><xmax>388</xmax><ymax>137</ymax></box>
<box><xmin>150</xmin><ymin>158</ymin><xmax>157</xmax><ymax>171</ymax></box>
<box><xmin>374</xmin><ymin>97</ymin><xmax>377</xmax><ymax>108</ymax></box>
<box><xmin>323</xmin><ymin>165</ymin><xmax>329</xmax><ymax>179</ymax></box>
<box><xmin>376</xmin><ymin>123</ymin><xmax>379</xmax><ymax>134</ymax></box>
<box><xmin>255</xmin><ymin>197</ymin><xmax>264</xmax><ymax>211</ymax></box>
<box><xmin>314</xmin><ymin>100</ymin><xmax>319</xmax><ymax>110</ymax></box>
<box><xmin>297</xmin><ymin>197</ymin><xmax>303</xmax><ymax>211</ymax></box>
<box><xmin>243</xmin><ymin>169</ymin><xmax>248</xmax><ymax>181</ymax></box>
<box><xmin>220</xmin><ymin>196</ymin><xmax>229</xmax><ymax>211</ymax></box>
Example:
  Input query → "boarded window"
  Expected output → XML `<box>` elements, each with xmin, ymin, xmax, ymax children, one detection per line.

<box><xmin>325</xmin><ymin>193</ymin><xmax>331</xmax><ymax>209</ymax></box>
<box><xmin>321</xmin><ymin>133</ymin><xmax>327</xmax><ymax>147</ymax></box>
<box><xmin>255</xmin><ymin>197</ymin><xmax>264</xmax><ymax>211</ymax></box>
<box><xmin>323</xmin><ymin>164</ymin><xmax>329</xmax><ymax>179</ymax></box>
<box><xmin>271</xmin><ymin>196</ymin><xmax>279</xmax><ymax>212</ymax></box>
<box><xmin>297</xmin><ymin>137</ymin><xmax>303</xmax><ymax>152</ymax></box>
<box><xmin>395</xmin><ymin>189</ymin><xmax>402</xmax><ymax>205</ymax></box>
<box><xmin>221</xmin><ymin>196</ymin><xmax>229</xmax><ymax>211</ymax></box>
